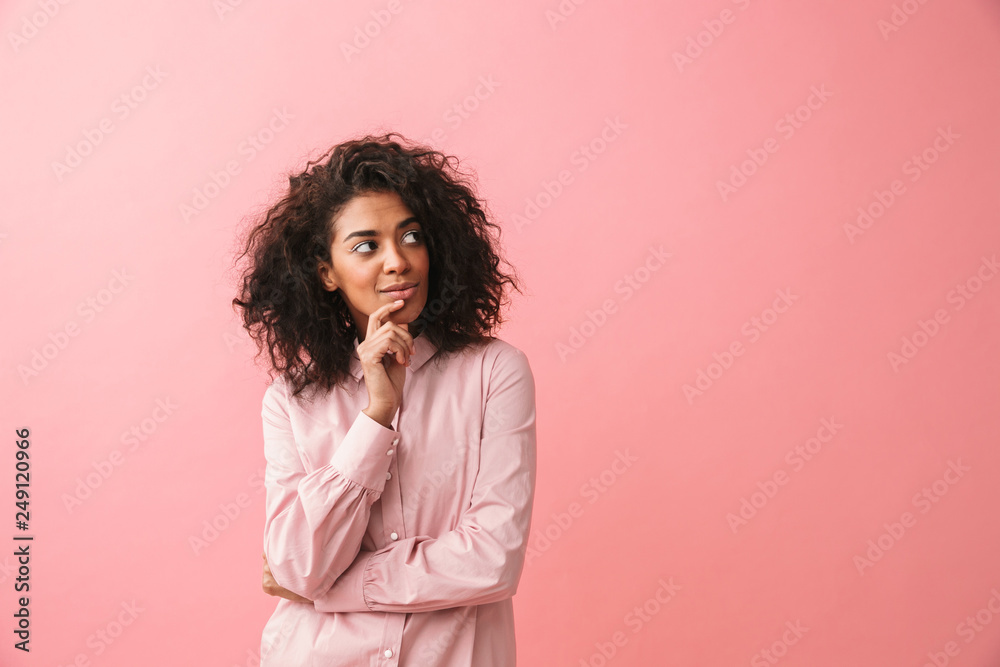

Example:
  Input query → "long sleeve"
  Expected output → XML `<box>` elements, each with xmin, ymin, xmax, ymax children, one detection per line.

<box><xmin>311</xmin><ymin>346</ymin><xmax>537</xmax><ymax>614</ymax></box>
<box><xmin>261</xmin><ymin>378</ymin><xmax>400</xmax><ymax>600</ymax></box>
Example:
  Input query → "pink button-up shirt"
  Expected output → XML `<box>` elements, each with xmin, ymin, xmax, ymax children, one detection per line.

<box><xmin>259</xmin><ymin>334</ymin><xmax>536</xmax><ymax>666</ymax></box>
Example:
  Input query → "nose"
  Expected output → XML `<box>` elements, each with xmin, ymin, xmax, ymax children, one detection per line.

<box><xmin>382</xmin><ymin>240</ymin><xmax>410</xmax><ymax>273</ymax></box>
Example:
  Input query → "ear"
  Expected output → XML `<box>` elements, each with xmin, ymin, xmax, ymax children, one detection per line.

<box><xmin>317</xmin><ymin>260</ymin><xmax>338</xmax><ymax>292</ymax></box>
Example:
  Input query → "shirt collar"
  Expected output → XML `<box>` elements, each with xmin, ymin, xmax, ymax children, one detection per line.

<box><xmin>348</xmin><ymin>332</ymin><xmax>438</xmax><ymax>383</ymax></box>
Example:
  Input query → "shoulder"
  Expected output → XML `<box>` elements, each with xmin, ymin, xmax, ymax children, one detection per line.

<box><xmin>429</xmin><ymin>336</ymin><xmax>533</xmax><ymax>387</ymax></box>
<box><xmin>475</xmin><ymin>339</ymin><xmax>535</xmax><ymax>425</ymax></box>
<box><xmin>264</xmin><ymin>371</ymin><xmax>296</xmax><ymax>400</ymax></box>
<box><xmin>262</xmin><ymin>372</ymin><xmax>330</xmax><ymax>418</ymax></box>
<box><xmin>483</xmin><ymin>336</ymin><xmax>530</xmax><ymax>366</ymax></box>
<box><xmin>438</xmin><ymin>336</ymin><xmax>531</xmax><ymax>371</ymax></box>
<box><xmin>261</xmin><ymin>374</ymin><xmax>289</xmax><ymax>416</ymax></box>
<box><xmin>476</xmin><ymin>337</ymin><xmax>534</xmax><ymax>390</ymax></box>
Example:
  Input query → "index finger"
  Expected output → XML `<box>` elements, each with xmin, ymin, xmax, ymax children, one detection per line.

<box><xmin>366</xmin><ymin>299</ymin><xmax>405</xmax><ymax>340</ymax></box>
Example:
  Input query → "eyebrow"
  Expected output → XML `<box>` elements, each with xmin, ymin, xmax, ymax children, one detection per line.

<box><xmin>341</xmin><ymin>217</ymin><xmax>420</xmax><ymax>244</ymax></box>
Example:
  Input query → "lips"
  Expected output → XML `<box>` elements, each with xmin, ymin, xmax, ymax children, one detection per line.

<box><xmin>381</xmin><ymin>282</ymin><xmax>418</xmax><ymax>300</ymax></box>
<box><xmin>381</xmin><ymin>282</ymin><xmax>416</xmax><ymax>292</ymax></box>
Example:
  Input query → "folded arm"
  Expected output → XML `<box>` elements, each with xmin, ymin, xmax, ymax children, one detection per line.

<box><xmin>311</xmin><ymin>347</ymin><xmax>537</xmax><ymax>613</ymax></box>
<box><xmin>261</xmin><ymin>379</ymin><xmax>399</xmax><ymax>600</ymax></box>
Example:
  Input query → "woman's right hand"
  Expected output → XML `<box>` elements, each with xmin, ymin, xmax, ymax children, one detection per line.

<box><xmin>357</xmin><ymin>299</ymin><xmax>415</xmax><ymax>427</ymax></box>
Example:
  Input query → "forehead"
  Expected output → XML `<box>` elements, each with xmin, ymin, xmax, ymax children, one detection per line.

<box><xmin>331</xmin><ymin>191</ymin><xmax>416</xmax><ymax>238</ymax></box>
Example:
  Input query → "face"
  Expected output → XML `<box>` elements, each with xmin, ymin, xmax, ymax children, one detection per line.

<box><xmin>317</xmin><ymin>191</ymin><xmax>430</xmax><ymax>341</ymax></box>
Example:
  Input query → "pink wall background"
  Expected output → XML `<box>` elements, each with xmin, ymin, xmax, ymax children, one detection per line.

<box><xmin>3</xmin><ymin>0</ymin><xmax>1000</xmax><ymax>665</ymax></box>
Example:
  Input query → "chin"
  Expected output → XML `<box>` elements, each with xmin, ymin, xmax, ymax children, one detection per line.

<box><xmin>388</xmin><ymin>302</ymin><xmax>420</xmax><ymax>320</ymax></box>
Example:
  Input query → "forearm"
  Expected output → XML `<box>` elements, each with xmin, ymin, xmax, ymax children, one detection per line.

<box><xmin>263</xmin><ymin>406</ymin><xmax>400</xmax><ymax>599</ymax></box>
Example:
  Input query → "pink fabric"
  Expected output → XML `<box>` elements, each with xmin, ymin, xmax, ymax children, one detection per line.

<box><xmin>259</xmin><ymin>334</ymin><xmax>536</xmax><ymax>666</ymax></box>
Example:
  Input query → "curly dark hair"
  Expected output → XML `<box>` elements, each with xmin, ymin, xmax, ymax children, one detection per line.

<box><xmin>231</xmin><ymin>132</ymin><xmax>523</xmax><ymax>399</ymax></box>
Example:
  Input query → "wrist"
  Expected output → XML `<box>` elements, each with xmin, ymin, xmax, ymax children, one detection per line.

<box><xmin>363</xmin><ymin>405</ymin><xmax>396</xmax><ymax>429</ymax></box>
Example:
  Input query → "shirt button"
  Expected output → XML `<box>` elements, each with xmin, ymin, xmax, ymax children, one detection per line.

<box><xmin>392</xmin><ymin>438</ymin><xmax>400</xmax><ymax>445</ymax></box>
<box><xmin>384</xmin><ymin>648</ymin><xmax>394</xmax><ymax>658</ymax></box>
<box><xmin>386</xmin><ymin>449</ymin><xmax>394</xmax><ymax>456</ymax></box>
<box><xmin>390</xmin><ymin>531</ymin><xmax>399</xmax><ymax>540</ymax></box>
<box><xmin>385</xmin><ymin>472</ymin><xmax>392</xmax><ymax>480</ymax></box>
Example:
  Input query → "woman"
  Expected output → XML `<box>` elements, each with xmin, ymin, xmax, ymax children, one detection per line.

<box><xmin>232</xmin><ymin>132</ymin><xmax>537</xmax><ymax>666</ymax></box>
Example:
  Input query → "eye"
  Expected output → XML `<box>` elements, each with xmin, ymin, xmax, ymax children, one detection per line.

<box><xmin>350</xmin><ymin>230</ymin><xmax>422</xmax><ymax>254</ymax></box>
<box><xmin>351</xmin><ymin>241</ymin><xmax>377</xmax><ymax>254</ymax></box>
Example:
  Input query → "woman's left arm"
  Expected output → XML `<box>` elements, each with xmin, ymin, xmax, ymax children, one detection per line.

<box><xmin>309</xmin><ymin>345</ymin><xmax>537</xmax><ymax>614</ymax></box>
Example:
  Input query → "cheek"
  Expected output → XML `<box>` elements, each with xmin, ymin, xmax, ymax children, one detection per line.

<box><xmin>416</xmin><ymin>249</ymin><xmax>431</xmax><ymax>272</ymax></box>
<box><xmin>344</xmin><ymin>266</ymin><xmax>378</xmax><ymax>289</ymax></box>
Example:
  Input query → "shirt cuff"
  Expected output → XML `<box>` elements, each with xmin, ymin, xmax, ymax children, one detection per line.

<box><xmin>329</xmin><ymin>410</ymin><xmax>398</xmax><ymax>494</ymax></box>
<box><xmin>313</xmin><ymin>551</ymin><xmax>376</xmax><ymax>613</ymax></box>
